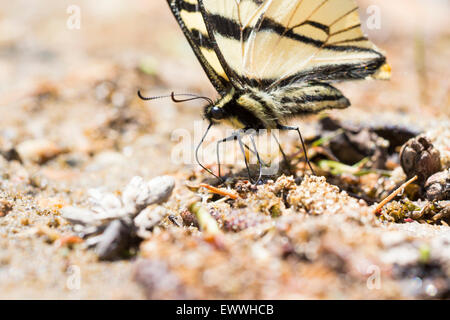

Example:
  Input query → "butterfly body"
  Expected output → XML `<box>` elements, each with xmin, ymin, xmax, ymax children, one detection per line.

<box><xmin>205</xmin><ymin>81</ymin><xmax>351</xmax><ymax>130</ymax></box>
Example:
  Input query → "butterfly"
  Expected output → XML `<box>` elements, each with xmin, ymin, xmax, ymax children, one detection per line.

<box><xmin>164</xmin><ymin>0</ymin><xmax>390</xmax><ymax>183</ymax></box>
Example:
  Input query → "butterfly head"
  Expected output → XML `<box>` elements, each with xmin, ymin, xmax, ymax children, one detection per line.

<box><xmin>203</xmin><ymin>89</ymin><xmax>236</xmax><ymax>125</ymax></box>
<box><xmin>204</xmin><ymin>105</ymin><xmax>228</xmax><ymax>124</ymax></box>
<box><xmin>204</xmin><ymin>88</ymin><xmax>268</xmax><ymax>130</ymax></box>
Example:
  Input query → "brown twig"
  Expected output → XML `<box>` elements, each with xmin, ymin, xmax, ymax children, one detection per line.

<box><xmin>199</xmin><ymin>183</ymin><xmax>239</xmax><ymax>200</ymax></box>
<box><xmin>373</xmin><ymin>175</ymin><xmax>418</xmax><ymax>215</ymax></box>
<box><xmin>56</xmin><ymin>235</ymin><xmax>84</xmax><ymax>248</ymax></box>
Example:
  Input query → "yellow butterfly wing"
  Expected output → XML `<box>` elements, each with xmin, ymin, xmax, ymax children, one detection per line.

<box><xmin>167</xmin><ymin>0</ymin><xmax>230</xmax><ymax>93</ymax></box>
<box><xmin>198</xmin><ymin>0</ymin><xmax>390</xmax><ymax>89</ymax></box>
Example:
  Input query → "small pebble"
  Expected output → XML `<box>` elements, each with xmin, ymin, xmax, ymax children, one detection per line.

<box><xmin>16</xmin><ymin>139</ymin><xmax>64</xmax><ymax>164</ymax></box>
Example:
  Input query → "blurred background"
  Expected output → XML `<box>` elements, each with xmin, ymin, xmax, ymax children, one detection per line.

<box><xmin>0</xmin><ymin>0</ymin><xmax>448</xmax><ymax>299</ymax></box>
<box><xmin>1</xmin><ymin>1</ymin><xmax>449</xmax><ymax>113</ymax></box>
<box><xmin>0</xmin><ymin>0</ymin><xmax>448</xmax><ymax>179</ymax></box>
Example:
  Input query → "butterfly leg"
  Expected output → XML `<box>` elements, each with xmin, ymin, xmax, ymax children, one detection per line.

<box><xmin>216</xmin><ymin>129</ymin><xmax>267</xmax><ymax>184</ymax></box>
<box><xmin>236</xmin><ymin>132</ymin><xmax>255</xmax><ymax>184</ymax></box>
<box><xmin>271</xmin><ymin>131</ymin><xmax>292</xmax><ymax>173</ymax></box>
<box><xmin>244</xmin><ymin>144</ymin><xmax>269</xmax><ymax>167</ymax></box>
<box><xmin>248</xmin><ymin>131</ymin><xmax>263</xmax><ymax>185</ymax></box>
<box><xmin>196</xmin><ymin>122</ymin><xmax>224</xmax><ymax>182</ymax></box>
<box><xmin>216</xmin><ymin>131</ymin><xmax>241</xmax><ymax>180</ymax></box>
<box><xmin>277</xmin><ymin>125</ymin><xmax>315</xmax><ymax>175</ymax></box>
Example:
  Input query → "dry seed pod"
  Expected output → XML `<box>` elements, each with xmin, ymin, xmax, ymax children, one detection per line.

<box><xmin>399</xmin><ymin>135</ymin><xmax>441</xmax><ymax>184</ymax></box>
<box><xmin>432</xmin><ymin>202</ymin><xmax>450</xmax><ymax>221</ymax></box>
<box><xmin>424</xmin><ymin>170</ymin><xmax>450</xmax><ymax>201</ymax></box>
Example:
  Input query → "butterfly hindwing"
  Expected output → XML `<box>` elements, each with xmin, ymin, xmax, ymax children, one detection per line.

<box><xmin>234</xmin><ymin>81</ymin><xmax>350</xmax><ymax>128</ymax></box>
<box><xmin>269</xmin><ymin>81</ymin><xmax>351</xmax><ymax>116</ymax></box>
<box><xmin>167</xmin><ymin>0</ymin><xmax>230</xmax><ymax>93</ymax></box>
<box><xmin>198</xmin><ymin>0</ymin><xmax>390</xmax><ymax>89</ymax></box>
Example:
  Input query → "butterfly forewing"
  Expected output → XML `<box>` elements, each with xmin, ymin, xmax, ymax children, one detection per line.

<box><xmin>167</xmin><ymin>0</ymin><xmax>230</xmax><ymax>93</ymax></box>
<box><xmin>199</xmin><ymin>0</ymin><xmax>389</xmax><ymax>89</ymax></box>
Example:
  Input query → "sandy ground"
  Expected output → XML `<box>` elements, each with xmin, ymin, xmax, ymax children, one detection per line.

<box><xmin>0</xmin><ymin>1</ymin><xmax>448</xmax><ymax>299</ymax></box>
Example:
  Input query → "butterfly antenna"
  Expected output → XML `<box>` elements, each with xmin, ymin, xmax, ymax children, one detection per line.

<box><xmin>170</xmin><ymin>92</ymin><xmax>213</xmax><ymax>105</ymax></box>
<box><xmin>137</xmin><ymin>90</ymin><xmax>168</xmax><ymax>101</ymax></box>
<box><xmin>137</xmin><ymin>90</ymin><xmax>213</xmax><ymax>105</ymax></box>
<box><xmin>195</xmin><ymin>122</ymin><xmax>223</xmax><ymax>182</ymax></box>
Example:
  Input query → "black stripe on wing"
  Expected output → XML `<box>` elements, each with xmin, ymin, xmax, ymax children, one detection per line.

<box><xmin>197</xmin><ymin>0</ymin><xmax>246</xmax><ymax>90</ymax></box>
<box><xmin>207</xmin><ymin>13</ymin><xmax>380</xmax><ymax>55</ymax></box>
<box><xmin>177</xmin><ymin>1</ymin><xmax>197</xmax><ymax>12</ymax></box>
<box><xmin>234</xmin><ymin>55</ymin><xmax>386</xmax><ymax>89</ymax></box>
<box><xmin>167</xmin><ymin>0</ymin><xmax>229</xmax><ymax>93</ymax></box>
<box><xmin>190</xmin><ymin>29</ymin><xmax>215</xmax><ymax>50</ymax></box>
<box><xmin>273</xmin><ymin>56</ymin><xmax>387</xmax><ymax>88</ymax></box>
<box><xmin>199</xmin><ymin>4</ymin><xmax>385</xmax><ymax>89</ymax></box>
